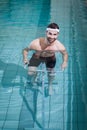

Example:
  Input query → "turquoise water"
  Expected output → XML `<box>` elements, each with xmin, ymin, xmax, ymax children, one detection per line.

<box><xmin>0</xmin><ymin>0</ymin><xmax>87</xmax><ymax>130</ymax></box>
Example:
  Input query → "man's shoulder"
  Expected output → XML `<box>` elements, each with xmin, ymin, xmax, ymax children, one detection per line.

<box><xmin>56</xmin><ymin>40</ymin><xmax>64</xmax><ymax>46</ymax></box>
<box><xmin>56</xmin><ymin>40</ymin><xmax>62</xmax><ymax>44</ymax></box>
<box><xmin>56</xmin><ymin>40</ymin><xmax>66</xmax><ymax>50</ymax></box>
<box><xmin>29</xmin><ymin>38</ymin><xmax>42</xmax><ymax>50</ymax></box>
<box><xmin>31</xmin><ymin>37</ymin><xmax>45</xmax><ymax>43</ymax></box>
<box><xmin>31</xmin><ymin>38</ymin><xmax>39</xmax><ymax>43</ymax></box>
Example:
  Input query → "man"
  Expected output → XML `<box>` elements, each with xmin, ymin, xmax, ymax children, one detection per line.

<box><xmin>23</xmin><ymin>23</ymin><xmax>68</xmax><ymax>95</ymax></box>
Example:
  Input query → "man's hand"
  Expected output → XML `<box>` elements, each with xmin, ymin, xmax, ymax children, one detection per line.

<box><xmin>23</xmin><ymin>58</ymin><xmax>29</xmax><ymax>64</ymax></box>
<box><xmin>61</xmin><ymin>61</ymin><xmax>67</xmax><ymax>70</ymax></box>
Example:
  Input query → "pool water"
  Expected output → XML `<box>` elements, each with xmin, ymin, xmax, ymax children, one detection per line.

<box><xmin>0</xmin><ymin>0</ymin><xmax>87</xmax><ymax>130</ymax></box>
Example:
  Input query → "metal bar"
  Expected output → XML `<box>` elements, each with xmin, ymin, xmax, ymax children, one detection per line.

<box><xmin>41</xmin><ymin>63</ymin><xmax>45</xmax><ymax>130</ymax></box>
<box><xmin>28</xmin><ymin>69</ymin><xmax>64</xmax><ymax>73</ymax></box>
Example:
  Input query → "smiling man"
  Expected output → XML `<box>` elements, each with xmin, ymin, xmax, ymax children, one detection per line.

<box><xmin>22</xmin><ymin>23</ymin><xmax>68</xmax><ymax>95</ymax></box>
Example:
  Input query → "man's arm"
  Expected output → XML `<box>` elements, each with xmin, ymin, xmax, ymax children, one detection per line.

<box><xmin>22</xmin><ymin>47</ymin><xmax>30</xmax><ymax>64</ymax></box>
<box><xmin>60</xmin><ymin>49</ymin><xmax>68</xmax><ymax>70</ymax></box>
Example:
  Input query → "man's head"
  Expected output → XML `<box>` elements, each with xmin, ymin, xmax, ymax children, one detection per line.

<box><xmin>46</xmin><ymin>23</ymin><xmax>59</xmax><ymax>44</ymax></box>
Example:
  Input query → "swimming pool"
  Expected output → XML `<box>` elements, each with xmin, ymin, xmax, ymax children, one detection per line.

<box><xmin>0</xmin><ymin>0</ymin><xmax>87</xmax><ymax>130</ymax></box>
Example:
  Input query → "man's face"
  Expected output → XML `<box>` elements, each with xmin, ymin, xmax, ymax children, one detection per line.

<box><xmin>46</xmin><ymin>30</ymin><xmax>58</xmax><ymax>43</ymax></box>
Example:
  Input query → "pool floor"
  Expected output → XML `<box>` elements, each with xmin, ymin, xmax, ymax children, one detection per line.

<box><xmin>0</xmin><ymin>0</ymin><xmax>87</xmax><ymax>130</ymax></box>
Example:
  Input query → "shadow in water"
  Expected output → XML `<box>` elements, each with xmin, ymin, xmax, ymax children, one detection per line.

<box><xmin>19</xmin><ymin>86</ymin><xmax>43</xmax><ymax>129</ymax></box>
<box><xmin>0</xmin><ymin>59</ymin><xmax>27</xmax><ymax>88</ymax></box>
<box><xmin>0</xmin><ymin>59</ymin><xmax>42</xmax><ymax>128</ymax></box>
